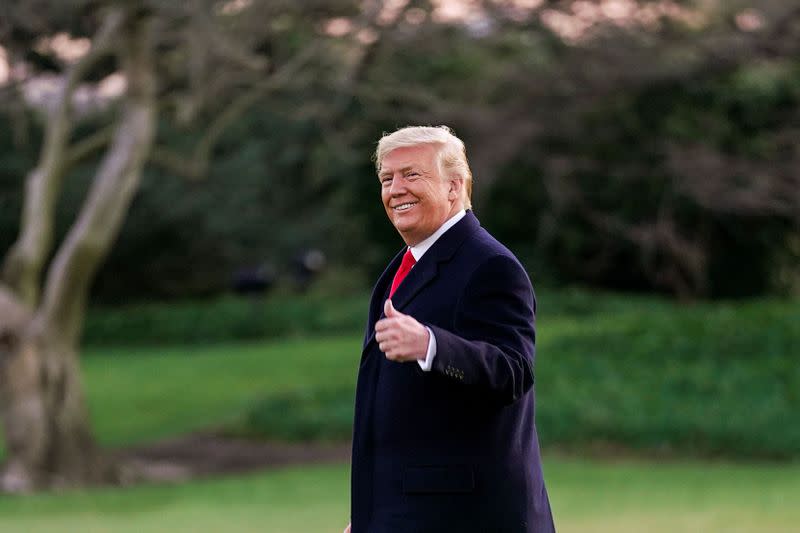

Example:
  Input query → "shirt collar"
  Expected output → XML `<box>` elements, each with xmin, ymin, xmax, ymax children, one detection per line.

<box><xmin>409</xmin><ymin>210</ymin><xmax>466</xmax><ymax>261</ymax></box>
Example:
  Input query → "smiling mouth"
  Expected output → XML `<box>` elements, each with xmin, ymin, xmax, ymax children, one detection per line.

<box><xmin>392</xmin><ymin>202</ymin><xmax>418</xmax><ymax>212</ymax></box>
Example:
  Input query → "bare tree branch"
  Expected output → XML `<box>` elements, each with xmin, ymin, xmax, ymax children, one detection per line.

<box><xmin>578</xmin><ymin>202</ymin><xmax>709</xmax><ymax>299</ymax></box>
<box><xmin>37</xmin><ymin>14</ymin><xmax>157</xmax><ymax>344</ymax></box>
<box><xmin>666</xmin><ymin>143</ymin><xmax>800</xmax><ymax>221</ymax></box>
<box><xmin>1</xmin><ymin>7</ymin><xmax>128</xmax><ymax>307</ymax></box>
<box><xmin>192</xmin><ymin>1</ymin><xmax>269</xmax><ymax>72</ymax></box>
<box><xmin>148</xmin><ymin>1</ymin><xmax>395</xmax><ymax>180</ymax></box>
<box><xmin>148</xmin><ymin>38</ymin><xmax>324</xmax><ymax>180</ymax></box>
<box><xmin>64</xmin><ymin>126</ymin><xmax>116</xmax><ymax>170</ymax></box>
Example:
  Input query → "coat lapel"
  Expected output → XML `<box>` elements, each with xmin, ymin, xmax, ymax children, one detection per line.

<box><xmin>391</xmin><ymin>211</ymin><xmax>478</xmax><ymax>311</ymax></box>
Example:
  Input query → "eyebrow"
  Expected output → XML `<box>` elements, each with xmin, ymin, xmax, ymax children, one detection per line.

<box><xmin>379</xmin><ymin>166</ymin><xmax>417</xmax><ymax>178</ymax></box>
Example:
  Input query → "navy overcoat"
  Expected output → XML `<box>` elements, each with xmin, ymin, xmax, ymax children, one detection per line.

<box><xmin>351</xmin><ymin>211</ymin><xmax>555</xmax><ymax>533</ymax></box>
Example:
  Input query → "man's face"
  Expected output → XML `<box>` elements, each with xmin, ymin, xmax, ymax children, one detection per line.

<box><xmin>379</xmin><ymin>144</ymin><xmax>461</xmax><ymax>246</ymax></box>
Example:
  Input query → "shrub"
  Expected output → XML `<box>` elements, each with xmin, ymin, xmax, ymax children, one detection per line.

<box><xmin>535</xmin><ymin>298</ymin><xmax>800</xmax><ymax>459</ymax></box>
<box><xmin>238</xmin><ymin>387</ymin><xmax>355</xmax><ymax>442</ymax></box>
<box><xmin>83</xmin><ymin>292</ymin><xmax>368</xmax><ymax>347</ymax></box>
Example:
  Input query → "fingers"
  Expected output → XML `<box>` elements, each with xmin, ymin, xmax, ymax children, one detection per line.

<box><xmin>376</xmin><ymin>317</ymin><xmax>399</xmax><ymax>355</ymax></box>
<box><xmin>376</xmin><ymin>311</ymin><xmax>408</xmax><ymax>330</ymax></box>
<box><xmin>381</xmin><ymin>344</ymin><xmax>405</xmax><ymax>361</ymax></box>
<box><xmin>375</xmin><ymin>330</ymin><xmax>395</xmax><ymax>343</ymax></box>
<box><xmin>378</xmin><ymin>341</ymin><xmax>397</xmax><ymax>354</ymax></box>
<box><xmin>377</xmin><ymin>330</ymin><xmax>398</xmax><ymax>346</ymax></box>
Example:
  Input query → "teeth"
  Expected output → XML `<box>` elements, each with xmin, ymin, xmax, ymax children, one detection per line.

<box><xmin>394</xmin><ymin>203</ymin><xmax>416</xmax><ymax>211</ymax></box>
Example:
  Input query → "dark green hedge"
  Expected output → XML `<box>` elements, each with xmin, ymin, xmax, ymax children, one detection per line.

<box><xmin>81</xmin><ymin>287</ymin><xmax>665</xmax><ymax>347</ymax></box>
<box><xmin>82</xmin><ymin>291</ymin><xmax>368</xmax><ymax>347</ymax></box>
<box><xmin>239</xmin><ymin>387</ymin><xmax>355</xmax><ymax>442</ymax></box>
<box><xmin>536</xmin><ymin>299</ymin><xmax>800</xmax><ymax>460</ymax></box>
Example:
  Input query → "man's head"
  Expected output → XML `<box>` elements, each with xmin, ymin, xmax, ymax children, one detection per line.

<box><xmin>374</xmin><ymin>126</ymin><xmax>473</xmax><ymax>246</ymax></box>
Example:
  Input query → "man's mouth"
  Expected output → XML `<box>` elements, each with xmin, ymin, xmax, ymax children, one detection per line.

<box><xmin>393</xmin><ymin>202</ymin><xmax>418</xmax><ymax>212</ymax></box>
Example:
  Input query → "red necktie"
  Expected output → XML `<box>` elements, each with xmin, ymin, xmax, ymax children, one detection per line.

<box><xmin>389</xmin><ymin>249</ymin><xmax>416</xmax><ymax>298</ymax></box>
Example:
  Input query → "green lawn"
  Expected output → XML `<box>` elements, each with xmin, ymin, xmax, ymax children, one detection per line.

<box><xmin>0</xmin><ymin>459</ymin><xmax>797</xmax><ymax>532</ymax></box>
<box><xmin>82</xmin><ymin>336</ymin><xmax>361</xmax><ymax>446</ymax></box>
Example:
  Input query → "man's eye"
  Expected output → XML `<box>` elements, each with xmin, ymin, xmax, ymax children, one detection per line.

<box><xmin>405</xmin><ymin>172</ymin><xmax>419</xmax><ymax>179</ymax></box>
<box><xmin>381</xmin><ymin>177</ymin><xmax>392</xmax><ymax>185</ymax></box>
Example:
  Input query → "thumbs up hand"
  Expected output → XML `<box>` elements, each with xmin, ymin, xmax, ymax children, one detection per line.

<box><xmin>375</xmin><ymin>299</ymin><xmax>430</xmax><ymax>362</ymax></box>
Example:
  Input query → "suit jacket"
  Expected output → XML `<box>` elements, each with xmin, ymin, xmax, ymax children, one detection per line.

<box><xmin>351</xmin><ymin>211</ymin><xmax>555</xmax><ymax>533</ymax></box>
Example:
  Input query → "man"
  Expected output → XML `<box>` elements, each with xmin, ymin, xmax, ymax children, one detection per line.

<box><xmin>347</xmin><ymin>126</ymin><xmax>555</xmax><ymax>533</ymax></box>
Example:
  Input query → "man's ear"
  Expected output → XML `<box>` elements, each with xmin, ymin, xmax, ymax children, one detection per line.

<box><xmin>448</xmin><ymin>178</ymin><xmax>464</xmax><ymax>201</ymax></box>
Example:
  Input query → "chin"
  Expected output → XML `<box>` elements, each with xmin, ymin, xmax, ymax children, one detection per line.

<box><xmin>392</xmin><ymin>215</ymin><xmax>416</xmax><ymax>231</ymax></box>
<box><xmin>392</xmin><ymin>221</ymin><xmax>415</xmax><ymax>238</ymax></box>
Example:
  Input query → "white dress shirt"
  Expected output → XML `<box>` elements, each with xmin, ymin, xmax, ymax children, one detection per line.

<box><xmin>405</xmin><ymin>209</ymin><xmax>466</xmax><ymax>371</ymax></box>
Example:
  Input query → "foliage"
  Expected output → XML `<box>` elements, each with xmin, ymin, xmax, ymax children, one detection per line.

<box><xmin>536</xmin><ymin>299</ymin><xmax>800</xmax><ymax>459</ymax></box>
<box><xmin>91</xmin><ymin>111</ymin><xmax>374</xmax><ymax>302</ymax></box>
<box><xmin>241</xmin><ymin>386</ymin><xmax>354</xmax><ymax>442</ymax></box>
<box><xmin>485</xmin><ymin>60</ymin><xmax>800</xmax><ymax>298</ymax></box>
<box><xmin>80</xmin><ymin>287</ymin><xmax>675</xmax><ymax>347</ymax></box>
<box><xmin>83</xmin><ymin>291</ymin><xmax>367</xmax><ymax>346</ymax></box>
<box><xmin>3</xmin><ymin>3</ymin><xmax>799</xmax><ymax>303</ymax></box>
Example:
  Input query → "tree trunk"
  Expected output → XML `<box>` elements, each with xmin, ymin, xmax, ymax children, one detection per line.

<box><xmin>0</xmin><ymin>10</ymin><xmax>156</xmax><ymax>492</ymax></box>
<box><xmin>0</xmin><ymin>320</ymin><xmax>113</xmax><ymax>492</ymax></box>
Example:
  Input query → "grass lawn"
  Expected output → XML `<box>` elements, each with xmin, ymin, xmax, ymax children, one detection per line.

<box><xmin>81</xmin><ymin>335</ymin><xmax>361</xmax><ymax>446</ymax></box>
<box><xmin>0</xmin><ymin>459</ymin><xmax>797</xmax><ymax>532</ymax></box>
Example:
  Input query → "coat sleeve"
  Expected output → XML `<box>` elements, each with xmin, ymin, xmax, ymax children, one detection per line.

<box><xmin>427</xmin><ymin>254</ymin><xmax>536</xmax><ymax>405</ymax></box>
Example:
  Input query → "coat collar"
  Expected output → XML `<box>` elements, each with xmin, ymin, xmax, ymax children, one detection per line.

<box><xmin>362</xmin><ymin>210</ymin><xmax>480</xmax><ymax>352</ymax></box>
<box><xmin>390</xmin><ymin>210</ymin><xmax>479</xmax><ymax>311</ymax></box>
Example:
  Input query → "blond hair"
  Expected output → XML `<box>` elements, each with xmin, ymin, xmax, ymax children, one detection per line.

<box><xmin>374</xmin><ymin>125</ymin><xmax>473</xmax><ymax>209</ymax></box>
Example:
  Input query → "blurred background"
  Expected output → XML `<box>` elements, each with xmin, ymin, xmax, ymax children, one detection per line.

<box><xmin>0</xmin><ymin>1</ymin><xmax>798</xmax><ymax>532</ymax></box>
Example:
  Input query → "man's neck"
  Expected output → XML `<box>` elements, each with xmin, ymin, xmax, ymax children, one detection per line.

<box><xmin>408</xmin><ymin>210</ymin><xmax>467</xmax><ymax>261</ymax></box>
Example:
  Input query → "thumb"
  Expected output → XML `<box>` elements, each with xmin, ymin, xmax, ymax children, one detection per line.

<box><xmin>384</xmin><ymin>298</ymin><xmax>399</xmax><ymax>317</ymax></box>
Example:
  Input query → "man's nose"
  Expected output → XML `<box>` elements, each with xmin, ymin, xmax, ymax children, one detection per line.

<box><xmin>389</xmin><ymin>176</ymin><xmax>406</xmax><ymax>195</ymax></box>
